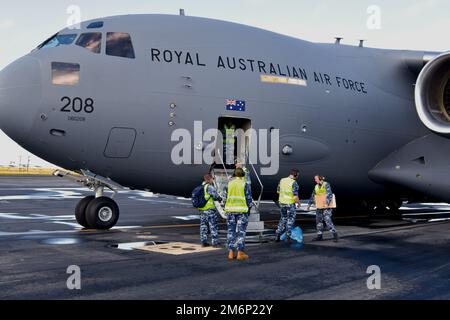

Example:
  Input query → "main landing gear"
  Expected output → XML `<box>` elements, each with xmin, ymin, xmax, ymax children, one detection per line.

<box><xmin>55</xmin><ymin>170</ymin><xmax>121</xmax><ymax>230</ymax></box>
<box><xmin>335</xmin><ymin>199</ymin><xmax>403</xmax><ymax>216</ymax></box>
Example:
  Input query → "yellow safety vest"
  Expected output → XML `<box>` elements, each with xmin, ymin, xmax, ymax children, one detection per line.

<box><xmin>199</xmin><ymin>184</ymin><xmax>216</xmax><ymax>211</ymax></box>
<box><xmin>224</xmin><ymin>125</ymin><xmax>236</xmax><ymax>144</ymax></box>
<box><xmin>225</xmin><ymin>178</ymin><xmax>249</xmax><ymax>213</ymax></box>
<box><xmin>279</xmin><ymin>177</ymin><xmax>296</xmax><ymax>205</ymax></box>
<box><xmin>315</xmin><ymin>182</ymin><xmax>328</xmax><ymax>195</ymax></box>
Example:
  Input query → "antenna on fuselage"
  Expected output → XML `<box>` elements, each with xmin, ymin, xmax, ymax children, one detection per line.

<box><xmin>335</xmin><ymin>37</ymin><xmax>343</xmax><ymax>45</ymax></box>
<box><xmin>179</xmin><ymin>9</ymin><xmax>186</xmax><ymax>16</ymax></box>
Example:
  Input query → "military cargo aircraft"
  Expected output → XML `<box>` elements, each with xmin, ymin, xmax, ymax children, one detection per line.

<box><xmin>0</xmin><ymin>14</ymin><xmax>449</xmax><ymax>229</ymax></box>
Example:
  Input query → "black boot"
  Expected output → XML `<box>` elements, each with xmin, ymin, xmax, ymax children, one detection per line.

<box><xmin>286</xmin><ymin>235</ymin><xmax>293</xmax><ymax>244</ymax></box>
<box><xmin>275</xmin><ymin>234</ymin><xmax>281</xmax><ymax>243</ymax></box>
<box><xmin>313</xmin><ymin>235</ymin><xmax>323</xmax><ymax>242</ymax></box>
<box><xmin>333</xmin><ymin>233</ymin><xmax>339</xmax><ymax>243</ymax></box>
<box><xmin>202</xmin><ymin>243</ymin><xmax>211</xmax><ymax>248</ymax></box>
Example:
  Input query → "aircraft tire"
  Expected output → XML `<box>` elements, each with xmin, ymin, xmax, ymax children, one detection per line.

<box><xmin>85</xmin><ymin>197</ymin><xmax>120</xmax><ymax>230</ymax></box>
<box><xmin>75</xmin><ymin>196</ymin><xmax>95</xmax><ymax>228</ymax></box>
<box><xmin>386</xmin><ymin>200</ymin><xmax>402</xmax><ymax>215</ymax></box>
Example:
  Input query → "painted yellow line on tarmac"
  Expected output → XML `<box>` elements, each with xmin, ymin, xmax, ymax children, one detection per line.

<box><xmin>137</xmin><ymin>215</ymin><xmax>370</xmax><ymax>230</ymax></box>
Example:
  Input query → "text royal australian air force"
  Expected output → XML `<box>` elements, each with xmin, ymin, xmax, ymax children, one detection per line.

<box><xmin>150</xmin><ymin>48</ymin><xmax>368</xmax><ymax>94</ymax></box>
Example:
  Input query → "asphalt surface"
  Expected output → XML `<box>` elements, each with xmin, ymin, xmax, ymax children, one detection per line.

<box><xmin>0</xmin><ymin>176</ymin><xmax>449</xmax><ymax>300</ymax></box>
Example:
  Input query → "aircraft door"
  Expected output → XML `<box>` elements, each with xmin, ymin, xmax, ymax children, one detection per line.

<box><xmin>217</xmin><ymin>117</ymin><xmax>252</xmax><ymax>168</ymax></box>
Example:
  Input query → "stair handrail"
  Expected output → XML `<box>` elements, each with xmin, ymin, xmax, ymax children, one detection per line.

<box><xmin>247</xmin><ymin>153</ymin><xmax>264</xmax><ymax>209</ymax></box>
<box><xmin>212</xmin><ymin>149</ymin><xmax>229</xmax><ymax>220</ymax></box>
<box><xmin>216</xmin><ymin>149</ymin><xmax>230</xmax><ymax>180</ymax></box>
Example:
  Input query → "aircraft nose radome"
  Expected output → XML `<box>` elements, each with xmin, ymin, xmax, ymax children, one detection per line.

<box><xmin>0</xmin><ymin>57</ymin><xmax>42</xmax><ymax>145</ymax></box>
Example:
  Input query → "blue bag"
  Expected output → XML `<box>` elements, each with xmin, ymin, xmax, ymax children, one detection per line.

<box><xmin>192</xmin><ymin>185</ymin><xmax>208</xmax><ymax>208</ymax></box>
<box><xmin>281</xmin><ymin>226</ymin><xmax>304</xmax><ymax>243</ymax></box>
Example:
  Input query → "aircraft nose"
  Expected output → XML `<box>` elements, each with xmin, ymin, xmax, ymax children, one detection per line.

<box><xmin>0</xmin><ymin>57</ymin><xmax>42</xmax><ymax>145</ymax></box>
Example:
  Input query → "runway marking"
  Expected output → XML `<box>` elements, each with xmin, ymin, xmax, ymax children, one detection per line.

<box><xmin>0</xmin><ymin>225</ymin><xmax>142</xmax><ymax>237</ymax></box>
<box><xmin>51</xmin><ymin>221</ymin><xmax>84</xmax><ymax>228</ymax></box>
<box><xmin>0</xmin><ymin>229</ymin><xmax>84</xmax><ymax>237</ymax></box>
<box><xmin>128</xmin><ymin>196</ymin><xmax>192</xmax><ymax>206</ymax></box>
<box><xmin>138</xmin><ymin>215</ymin><xmax>398</xmax><ymax>230</ymax></box>
<box><xmin>172</xmin><ymin>215</ymin><xmax>200</xmax><ymax>221</ymax></box>
<box><xmin>140</xmin><ymin>223</ymin><xmax>201</xmax><ymax>229</ymax></box>
<box><xmin>0</xmin><ymin>187</ymin><xmax>162</xmax><ymax>202</ymax></box>
<box><xmin>401</xmin><ymin>211</ymin><xmax>450</xmax><ymax>216</ymax></box>
<box><xmin>428</xmin><ymin>218</ymin><xmax>450</xmax><ymax>222</ymax></box>
<box><xmin>0</xmin><ymin>211</ymin><xmax>142</xmax><ymax>236</ymax></box>
<box><xmin>0</xmin><ymin>212</ymin><xmax>80</xmax><ymax>225</ymax></box>
<box><xmin>115</xmin><ymin>242</ymin><xmax>149</xmax><ymax>251</ymax></box>
<box><xmin>0</xmin><ymin>188</ymin><xmax>87</xmax><ymax>200</ymax></box>
<box><xmin>136</xmin><ymin>211</ymin><xmax>450</xmax><ymax>232</ymax></box>
<box><xmin>329</xmin><ymin>219</ymin><xmax>450</xmax><ymax>240</ymax></box>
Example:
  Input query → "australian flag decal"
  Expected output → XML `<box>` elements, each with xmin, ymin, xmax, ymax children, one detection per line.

<box><xmin>226</xmin><ymin>99</ymin><xmax>246</xmax><ymax>112</ymax></box>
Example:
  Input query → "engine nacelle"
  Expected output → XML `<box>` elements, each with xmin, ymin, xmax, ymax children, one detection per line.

<box><xmin>415</xmin><ymin>52</ymin><xmax>450</xmax><ymax>134</ymax></box>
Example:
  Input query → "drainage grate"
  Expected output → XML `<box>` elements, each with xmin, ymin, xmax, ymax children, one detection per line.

<box><xmin>111</xmin><ymin>241</ymin><xmax>222</xmax><ymax>255</ymax></box>
<box><xmin>136</xmin><ymin>242</ymin><xmax>221</xmax><ymax>255</ymax></box>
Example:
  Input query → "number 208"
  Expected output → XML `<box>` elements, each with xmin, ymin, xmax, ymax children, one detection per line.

<box><xmin>60</xmin><ymin>97</ymin><xmax>94</xmax><ymax>114</ymax></box>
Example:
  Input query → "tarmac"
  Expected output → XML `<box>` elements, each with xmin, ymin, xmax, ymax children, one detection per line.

<box><xmin>0</xmin><ymin>176</ymin><xmax>449</xmax><ymax>300</ymax></box>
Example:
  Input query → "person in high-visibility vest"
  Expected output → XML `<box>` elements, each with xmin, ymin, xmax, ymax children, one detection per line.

<box><xmin>223</xmin><ymin>168</ymin><xmax>253</xmax><ymax>261</ymax></box>
<box><xmin>199</xmin><ymin>174</ymin><xmax>223</xmax><ymax>247</ymax></box>
<box><xmin>235</xmin><ymin>162</ymin><xmax>252</xmax><ymax>186</ymax></box>
<box><xmin>276</xmin><ymin>169</ymin><xmax>302</xmax><ymax>243</ymax></box>
<box><xmin>223</xmin><ymin>122</ymin><xmax>236</xmax><ymax>165</ymax></box>
<box><xmin>307</xmin><ymin>175</ymin><xmax>338</xmax><ymax>242</ymax></box>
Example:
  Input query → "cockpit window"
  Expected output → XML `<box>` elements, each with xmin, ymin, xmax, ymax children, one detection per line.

<box><xmin>52</xmin><ymin>62</ymin><xmax>80</xmax><ymax>86</ymax></box>
<box><xmin>106</xmin><ymin>33</ymin><xmax>135</xmax><ymax>59</ymax></box>
<box><xmin>38</xmin><ymin>34</ymin><xmax>77</xmax><ymax>50</ymax></box>
<box><xmin>87</xmin><ymin>21</ymin><xmax>104</xmax><ymax>29</ymax></box>
<box><xmin>76</xmin><ymin>32</ymin><xmax>102</xmax><ymax>54</ymax></box>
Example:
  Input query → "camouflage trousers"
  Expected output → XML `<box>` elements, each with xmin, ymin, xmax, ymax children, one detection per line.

<box><xmin>227</xmin><ymin>213</ymin><xmax>249</xmax><ymax>251</ymax></box>
<box><xmin>225</xmin><ymin>143</ymin><xmax>235</xmax><ymax>165</ymax></box>
<box><xmin>316</xmin><ymin>209</ymin><xmax>337</xmax><ymax>235</ymax></box>
<box><xmin>276</xmin><ymin>204</ymin><xmax>297</xmax><ymax>237</ymax></box>
<box><xmin>200</xmin><ymin>209</ymin><xmax>219</xmax><ymax>246</ymax></box>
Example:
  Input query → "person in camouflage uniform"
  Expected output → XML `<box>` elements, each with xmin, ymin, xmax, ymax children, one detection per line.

<box><xmin>276</xmin><ymin>169</ymin><xmax>302</xmax><ymax>243</ymax></box>
<box><xmin>223</xmin><ymin>168</ymin><xmax>253</xmax><ymax>261</ymax></box>
<box><xmin>198</xmin><ymin>174</ymin><xmax>222</xmax><ymax>247</ymax></box>
<box><xmin>307</xmin><ymin>175</ymin><xmax>339</xmax><ymax>242</ymax></box>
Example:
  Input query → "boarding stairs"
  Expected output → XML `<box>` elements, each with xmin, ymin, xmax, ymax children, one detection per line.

<box><xmin>211</xmin><ymin>151</ymin><xmax>265</xmax><ymax>233</ymax></box>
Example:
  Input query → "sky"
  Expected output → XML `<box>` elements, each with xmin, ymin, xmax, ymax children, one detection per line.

<box><xmin>0</xmin><ymin>0</ymin><xmax>449</xmax><ymax>167</ymax></box>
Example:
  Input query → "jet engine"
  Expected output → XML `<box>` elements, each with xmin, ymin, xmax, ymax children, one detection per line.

<box><xmin>415</xmin><ymin>52</ymin><xmax>450</xmax><ymax>134</ymax></box>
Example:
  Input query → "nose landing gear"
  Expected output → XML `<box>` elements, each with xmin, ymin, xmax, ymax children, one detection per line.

<box><xmin>75</xmin><ymin>195</ymin><xmax>95</xmax><ymax>228</ymax></box>
<box><xmin>83</xmin><ymin>196</ymin><xmax>120</xmax><ymax>230</ymax></box>
<box><xmin>55</xmin><ymin>170</ymin><xmax>122</xmax><ymax>230</ymax></box>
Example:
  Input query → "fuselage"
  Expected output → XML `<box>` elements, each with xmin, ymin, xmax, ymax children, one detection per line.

<box><xmin>0</xmin><ymin>14</ymin><xmax>432</xmax><ymax>200</ymax></box>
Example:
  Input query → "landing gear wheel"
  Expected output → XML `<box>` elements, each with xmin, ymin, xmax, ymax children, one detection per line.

<box><xmin>386</xmin><ymin>200</ymin><xmax>402</xmax><ymax>216</ymax></box>
<box><xmin>374</xmin><ymin>201</ymin><xmax>388</xmax><ymax>214</ymax></box>
<box><xmin>371</xmin><ymin>200</ymin><xmax>402</xmax><ymax>216</ymax></box>
<box><xmin>85</xmin><ymin>197</ymin><xmax>120</xmax><ymax>230</ymax></box>
<box><xmin>75</xmin><ymin>196</ymin><xmax>95</xmax><ymax>228</ymax></box>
